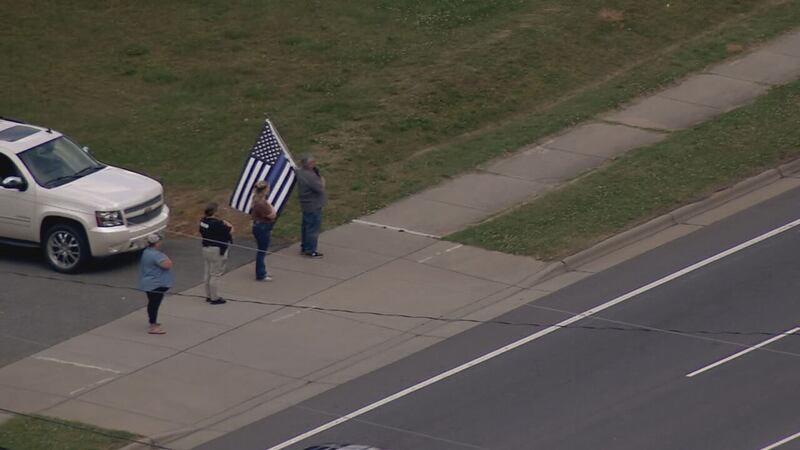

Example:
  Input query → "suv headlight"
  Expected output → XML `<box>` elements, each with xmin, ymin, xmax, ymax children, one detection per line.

<box><xmin>96</xmin><ymin>210</ymin><xmax>124</xmax><ymax>227</ymax></box>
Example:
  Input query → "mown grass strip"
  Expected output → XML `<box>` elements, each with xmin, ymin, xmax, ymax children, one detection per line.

<box><xmin>448</xmin><ymin>79</ymin><xmax>800</xmax><ymax>260</ymax></box>
<box><xmin>2</xmin><ymin>2</ymin><xmax>800</xmax><ymax>240</ymax></box>
<box><xmin>0</xmin><ymin>414</ymin><xmax>137</xmax><ymax>450</ymax></box>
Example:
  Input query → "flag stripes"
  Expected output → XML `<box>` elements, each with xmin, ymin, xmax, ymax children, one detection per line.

<box><xmin>229</xmin><ymin>120</ymin><xmax>296</xmax><ymax>215</ymax></box>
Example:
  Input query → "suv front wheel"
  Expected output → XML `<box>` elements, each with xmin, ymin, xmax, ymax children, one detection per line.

<box><xmin>44</xmin><ymin>224</ymin><xmax>89</xmax><ymax>273</ymax></box>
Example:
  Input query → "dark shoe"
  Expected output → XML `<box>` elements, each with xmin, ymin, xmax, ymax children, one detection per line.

<box><xmin>205</xmin><ymin>298</ymin><xmax>212</xmax><ymax>303</ymax></box>
<box><xmin>209</xmin><ymin>298</ymin><xmax>227</xmax><ymax>305</ymax></box>
<box><xmin>304</xmin><ymin>251</ymin><xmax>324</xmax><ymax>258</ymax></box>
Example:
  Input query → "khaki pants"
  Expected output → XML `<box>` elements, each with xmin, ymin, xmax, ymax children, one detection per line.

<box><xmin>202</xmin><ymin>246</ymin><xmax>227</xmax><ymax>300</ymax></box>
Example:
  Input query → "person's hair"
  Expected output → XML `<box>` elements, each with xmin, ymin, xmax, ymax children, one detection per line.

<box><xmin>300</xmin><ymin>154</ymin><xmax>315</xmax><ymax>168</ymax></box>
<box><xmin>252</xmin><ymin>180</ymin><xmax>269</xmax><ymax>202</ymax></box>
<box><xmin>204</xmin><ymin>202</ymin><xmax>218</xmax><ymax>217</ymax></box>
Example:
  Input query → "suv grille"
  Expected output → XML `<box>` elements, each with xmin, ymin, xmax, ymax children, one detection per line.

<box><xmin>127</xmin><ymin>205</ymin><xmax>163</xmax><ymax>225</ymax></box>
<box><xmin>124</xmin><ymin>194</ymin><xmax>163</xmax><ymax>225</ymax></box>
<box><xmin>124</xmin><ymin>195</ymin><xmax>162</xmax><ymax>215</ymax></box>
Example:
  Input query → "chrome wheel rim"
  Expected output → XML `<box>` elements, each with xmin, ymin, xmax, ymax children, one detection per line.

<box><xmin>47</xmin><ymin>231</ymin><xmax>81</xmax><ymax>270</ymax></box>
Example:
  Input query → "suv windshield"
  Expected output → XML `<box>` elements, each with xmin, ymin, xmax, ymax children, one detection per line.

<box><xmin>18</xmin><ymin>136</ymin><xmax>104</xmax><ymax>188</ymax></box>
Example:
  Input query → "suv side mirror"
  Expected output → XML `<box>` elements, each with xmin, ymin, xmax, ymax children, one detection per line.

<box><xmin>1</xmin><ymin>176</ymin><xmax>26</xmax><ymax>190</ymax></box>
<box><xmin>82</xmin><ymin>146</ymin><xmax>91</xmax><ymax>154</ymax></box>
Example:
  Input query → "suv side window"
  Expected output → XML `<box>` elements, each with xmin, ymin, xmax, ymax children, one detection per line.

<box><xmin>0</xmin><ymin>153</ymin><xmax>22</xmax><ymax>180</ymax></box>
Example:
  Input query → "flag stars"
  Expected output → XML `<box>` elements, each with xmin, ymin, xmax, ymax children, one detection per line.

<box><xmin>252</xmin><ymin>132</ymin><xmax>282</xmax><ymax>164</ymax></box>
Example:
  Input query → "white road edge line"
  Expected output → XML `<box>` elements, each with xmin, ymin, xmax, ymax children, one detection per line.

<box><xmin>33</xmin><ymin>356</ymin><xmax>122</xmax><ymax>374</ymax></box>
<box><xmin>351</xmin><ymin>219</ymin><xmax>441</xmax><ymax>239</ymax></box>
<box><xmin>759</xmin><ymin>430</ymin><xmax>800</xmax><ymax>450</ymax></box>
<box><xmin>265</xmin><ymin>217</ymin><xmax>800</xmax><ymax>450</ymax></box>
<box><xmin>686</xmin><ymin>326</ymin><xmax>800</xmax><ymax>378</ymax></box>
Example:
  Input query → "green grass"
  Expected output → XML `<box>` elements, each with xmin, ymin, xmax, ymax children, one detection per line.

<box><xmin>448</xmin><ymin>79</ymin><xmax>800</xmax><ymax>260</ymax></box>
<box><xmin>0</xmin><ymin>414</ymin><xmax>136</xmax><ymax>450</ymax></box>
<box><xmin>2</xmin><ymin>1</ymin><xmax>800</xmax><ymax>239</ymax></box>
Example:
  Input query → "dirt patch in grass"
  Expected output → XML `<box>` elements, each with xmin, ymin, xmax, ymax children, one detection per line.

<box><xmin>598</xmin><ymin>8</ymin><xmax>625</xmax><ymax>22</ymax></box>
<box><xmin>167</xmin><ymin>187</ymin><xmax>257</xmax><ymax>239</ymax></box>
<box><xmin>726</xmin><ymin>42</ymin><xmax>746</xmax><ymax>53</ymax></box>
<box><xmin>166</xmin><ymin>186</ymin><xmax>297</xmax><ymax>250</ymax></box>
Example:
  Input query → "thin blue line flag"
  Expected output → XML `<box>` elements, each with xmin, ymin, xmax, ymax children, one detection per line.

<box><xmin>230</xmin><ymin>119</ymin><xmax>296</xmax><ymax>215</ymax></box>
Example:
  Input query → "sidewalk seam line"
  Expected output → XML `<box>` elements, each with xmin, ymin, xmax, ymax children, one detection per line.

<box><xmin>538</xmin><ymin>144</ymin><xmax>613</xmax><ymax>161</ymax></box>
<box><xmin>656</xmin><ymin>92</ymin><xmax>743</xmax><ymax>111</ymax></box>
<box><xmin>595</xmin><ymin>118</ymin><xmax>670</xmax><ymax>133</ymax></box>
<box><xmin>705</xmin><ymin>69</ymin><xmax>778</xmax><ymax>86</ymax></box>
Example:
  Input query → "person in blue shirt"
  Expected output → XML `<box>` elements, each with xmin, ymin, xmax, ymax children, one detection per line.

<box><xmin>138</xmin><ymin>233</ymin><xmax>174</xmax><ymax>334</ymax></box>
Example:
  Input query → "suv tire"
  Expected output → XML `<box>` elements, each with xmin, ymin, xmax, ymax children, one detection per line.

<box><xmin>43</xmin><ymin>223</ymin><xmax>89</xmax><ymax>273</ymax></box>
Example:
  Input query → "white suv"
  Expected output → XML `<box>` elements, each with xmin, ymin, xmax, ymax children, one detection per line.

<box><xmin>0</xmin><ymin>117</ymin><xmax>169</xmax><ymax>273</ymax></box>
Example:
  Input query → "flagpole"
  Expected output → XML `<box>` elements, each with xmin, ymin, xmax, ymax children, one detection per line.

<box><xmin>267</xmin><ymin>118</ymin><xmax>296</xmax><ymax>168</ymax></box>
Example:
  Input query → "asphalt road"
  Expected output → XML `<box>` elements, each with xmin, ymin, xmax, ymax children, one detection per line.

<box><xmin>0</xmin><ymin>236</ymin><xmax>258</xmax><ymax>368</ymax></box>
<box><xmin>199</xmin><ymin>187</ymin><xmax>800</xmax><ymax>450</ymax></box>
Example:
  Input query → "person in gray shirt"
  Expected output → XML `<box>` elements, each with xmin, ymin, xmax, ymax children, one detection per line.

<box><xmin>296</xmin><ymin>155</ymin><xmax>327</xmax><ymax>257</ymax></box>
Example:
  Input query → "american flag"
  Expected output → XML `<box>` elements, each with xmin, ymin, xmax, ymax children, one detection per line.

<box><xmin>230</xmin><ymin>119</ymin><xmax>296</xmax><ymax>215</ymax></box>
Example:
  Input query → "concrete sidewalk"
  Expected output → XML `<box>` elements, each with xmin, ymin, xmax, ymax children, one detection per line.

<box><xmin>0</xmin><ymin>226</ymin><xmax>553</xmax><ymax>448</ymax></box>
<box><xmin>1</xmin><ymin>30</ymin><xmax>799</xmax><ymax>450</ymax></box>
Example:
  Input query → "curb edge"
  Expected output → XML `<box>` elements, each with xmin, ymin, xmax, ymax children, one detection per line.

<box><xmin>534</xmin><ymin>160</ymin><xmax>799</xmax><ymax>284</ymax></box>
<box><xmin>119</xmin><ymin>427</ymin><xmax>197</xmax><ymax>450</ymax></box>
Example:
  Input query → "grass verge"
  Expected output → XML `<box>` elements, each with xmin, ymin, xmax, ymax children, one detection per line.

<box><xmin>0</xmin><ymin>414</ymin><xmax>137</xmax><ymax>450</ymax></box>
<box><xmin>448</xmin><ymin>79</ymin><xmax>800</xmax><ymax>260</ymax></box>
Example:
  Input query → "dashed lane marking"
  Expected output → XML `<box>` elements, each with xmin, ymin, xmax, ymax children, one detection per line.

<box><xmin>686</xmin><ymin>326</ymin><xmax>800</xmax><ymax>378</ymax></box>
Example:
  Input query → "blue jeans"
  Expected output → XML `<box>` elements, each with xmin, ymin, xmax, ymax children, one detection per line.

<box><xmin>301</xmin><ymin>209</ymin><xmax>322</xmax><ymax>254</ymax></box>
<box><xmin>252</xmin><ymin>222</ymin><xmax>274</xmax><ymax>280</ymax></box>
